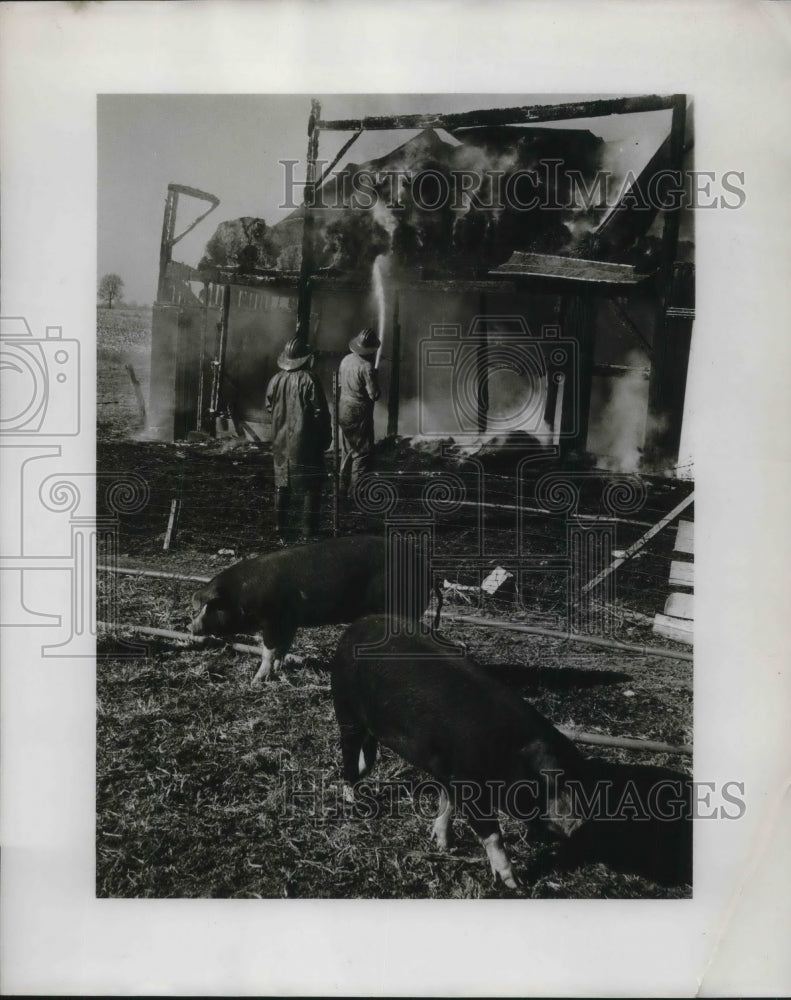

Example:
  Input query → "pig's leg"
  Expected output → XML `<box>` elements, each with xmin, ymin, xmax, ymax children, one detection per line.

<box><xmin>430</xmin><ymin>786</ymin><xmax>454</xmax><ymax>851</ymax></box>
<box><xmin>252</xmin><ymin>623</ymin><xmax>294</xmax><ymax>684</ymax></box>
<box><xmin>465</xmin><ymin>813</ymin><xmax>520</xmax><ymax>889</ymax></box>
<box><xmin>339</xmin><ymin>722</ymin><xmax>367</xmax><ymax>805</ymax></box>
<box><xmin>252</xmin><ymin>643</ymin><xmax>277</xmax><ymax>684</ymax></box>
<box><xmin>272</xmin><ymin>629</ymin><xmax>296</xmax><ymax>676</ymax></box>
<box><xmin>358</xmin><ymin>734</ymin><xmax>378</xmax><ymax>778</ymax></box>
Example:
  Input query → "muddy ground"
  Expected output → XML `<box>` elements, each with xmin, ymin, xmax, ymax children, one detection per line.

<box><xmin>97</xmin><ymin>307</ymin><xmax>693</xmax><ymax>898</ymax></box>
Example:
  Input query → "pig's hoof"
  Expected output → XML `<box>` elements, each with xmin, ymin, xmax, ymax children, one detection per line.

<box><xmin>430</xmin><ymin>827</ymin><xmax>453</xmax><ymax>851</ymax></box>
<box><xmin>342</xmin><ymin>785</ymin><xmax>355</xmax><ymax>805</ymax></box>
<box><xmin>499</xmin><ymin>870</ymin><xmax>521</xmax><ymax>890</ymax></box>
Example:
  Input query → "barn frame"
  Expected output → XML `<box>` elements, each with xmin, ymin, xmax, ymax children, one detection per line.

<box><xmin>148</xmin><ymin>93</ymin><xmax>693</xmax><ymax>474</ymax></box>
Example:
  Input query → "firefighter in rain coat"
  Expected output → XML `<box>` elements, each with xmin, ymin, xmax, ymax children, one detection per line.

<box><xmin>338</xmin><ymin>327</ymin><xmax>381</xmax><ymax>498</ymax></box>
<box><xmin>265</xmin><ymin>336</ymin><xmax>332</xmax><ymax>543</ymax></box>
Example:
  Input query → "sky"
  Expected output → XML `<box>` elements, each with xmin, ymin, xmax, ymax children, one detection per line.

<box><xmin>97</xmin><ymin>94</ymin><xmax>672</xmax><ymax>304</ymax></box>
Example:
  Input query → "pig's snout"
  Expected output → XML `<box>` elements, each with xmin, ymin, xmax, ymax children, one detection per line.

<box><xmin>189</xmin><ymin>593</ymin><xmax>208</xmax><ymax>636</ymax></box>
<box><xmin>189</xmin><ymin>607</ymin><xmax>207</xmax><ymax>635</ymax></box>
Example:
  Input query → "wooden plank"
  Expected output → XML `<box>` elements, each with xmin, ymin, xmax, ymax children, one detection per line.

<box><xmin>163</xmin><ymin>499</ymin><xmax>182</xmax><ymax>551</ymax></box>
<box><xmin>437</xmin><ymin>612</ymin><xmax>694</xmax><ymax>662</ymax></box>
<box><xmin>581</xmin><ymin>490</ymin><xmax>694</xmax><ymax>593</ymax></box>
<box><xmin>674</xmin><ymin>519</ymin><xmax>694</xmax><ymax>555</ymax></box>
<box><xmin>669</xmin><ymin>560</ymin><xmax>694</xmax><ymax>588</ymax></box>
<box><xmin>557</xmin><ymin>726</ymin><xmax>691</xmax><ymax>757</ymax></box>
<box><xmin>665</xmin><ymin>592</ymin><xmax>694</xmax><ymax>620</ymax></box>
<box><xmin>653</xmin><ymin>613</ymin><xmax>694</xmax><ymax>646</ymax></box>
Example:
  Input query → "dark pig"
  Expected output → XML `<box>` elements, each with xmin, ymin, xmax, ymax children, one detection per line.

<box><xmin>330</xmin><ymin>616</ymin><xmax>692</xmax><ymax>890</ymax></box>
<box><xmin>190</xmin><ymin>534</ymin><xmax>439</xmax><ymax>684</ymax></box>
<box><xmin>330</xmin><ymin>615</ymin><xmax>587</xmax><ymax>888</ymax></box>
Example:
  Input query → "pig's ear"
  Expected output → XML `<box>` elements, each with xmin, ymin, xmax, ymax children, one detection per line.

<box><xmin>191</xmin><ymin>590</ymin><xmax>203</xmax><ymax>611</ymax></box>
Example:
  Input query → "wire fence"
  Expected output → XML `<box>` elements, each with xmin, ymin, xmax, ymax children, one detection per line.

<box><xmin>98</xmin><ymin>438</ymin><xmax>693</xmax><ymax>636</ymax></box>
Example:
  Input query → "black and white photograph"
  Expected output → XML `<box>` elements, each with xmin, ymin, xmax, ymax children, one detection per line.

<box><xmin>96</xmin><ymin>92</ymin><xmax>698</xmax><ymax>900</ymax></box>
<box><xmin>1</xmin><ymin>2</ymin><xmax>789</xmax><ymax>995</ymax></box>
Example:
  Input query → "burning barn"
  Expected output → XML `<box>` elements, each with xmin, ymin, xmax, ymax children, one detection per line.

<box><xmin>147</xmin><ymin>95</ymin><xmax>694</xmax><ymax>475</ymax></box>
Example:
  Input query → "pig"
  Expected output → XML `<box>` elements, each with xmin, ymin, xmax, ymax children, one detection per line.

<box><xmin>330</xmin><ymin>615</ymin><xmax>692</xmax><ymax>890</ymax></box>
<box><xmin>190</xmin><ymin>534</ymin><xmax>440</xmax><ymax>684</ymax></box>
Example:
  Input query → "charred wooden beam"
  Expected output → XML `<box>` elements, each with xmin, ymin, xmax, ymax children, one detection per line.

<box><xmin>157</xmin><ymin>184</ymin><xmax>220</xmax><ymax>303</ymax></box>
<box><xmin>167</xmin><ymin>183</ymin><xmax>219</xmax><ymax>248</ymax></box>
<box><xmin>560</xmin><ymin>293</ymin><xmax>596</xmax><ymax>456</ymax></box>
<box><xmin>387</xmin><ymin>292</ymin><xmax>402</xmax><ymax>437</ymax></box>
<box><xmin>196</xmin><ymin>281</ymin><xmax>210</xmax><ymax>433</ymax></box>
<box><xmin>332</xmin><ymin>370</ymin><xmax>340</xmax><ymax>537</ymax></box>
<box><xmin>398</xmin><ymin>279</ymin><xmax>516</xmax><ymax>293</ymax></box>
<box><xmin>476</xmin><ymin>295</ymin><xmax>489</xmax><ymax>434</ymax></box>
<box><xmin>592</xmin><ymin>363</ymin><xmax>650</xmax><ymax>378</ymax></box>
<box><xmin>318</xmin><ymin>95</ymin><xmax>677</xmax><ymax>132</ymax></box>
<box><xmin>647</xmin><ymin>95</ymin><xmax>691</xmax><ymax>468</ymax></box>
<box><xmin>157</xmin><ymin>187</ymin><xmax>179</xmax><ymax>301</ymax></box>
<box><xmin>315</xmin><ymin>128</ymin><xmax>363</xmax><ymax>189</ymax></box>
<box><xmin>608</xmin><ymin>296</ymin><xmax>654</xmax><ymax>358</ymax></box>
<box><xmin>659</xmin><ymin>95</ymin><xmax>688</xmax><ymax>305</ymax></box>
<box><xmin>296</xmin><ymin>99</ymin><xmax>322</xmax><ymax>345</ymax></box>
<box><xmin>209</xmin><ymin>283</ymin><xmax>231</xmax><ymax>417</ymax></box>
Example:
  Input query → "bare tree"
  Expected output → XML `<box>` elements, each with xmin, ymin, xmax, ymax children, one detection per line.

<box><xmin>99</xmin><ymin>273</ymin><xmax>124</xmax><ymax>309</ymax></box>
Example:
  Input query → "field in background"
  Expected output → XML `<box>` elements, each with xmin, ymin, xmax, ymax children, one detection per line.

<box><xmin>96</xmin><ymin>307</ymin><xmax>693</xmax><ymax>899</ymax></box>
<box><xmin>97</xmin><ymin>306</ymin><xmax>152</xmax><ymax>439</ymax></box>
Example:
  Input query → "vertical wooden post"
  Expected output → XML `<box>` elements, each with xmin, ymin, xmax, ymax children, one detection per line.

<box><xmin>387</xmin><ymin>291</ymin><xmax>402</xmax><ymax>438</ymax></box>
<box><xmin>157</xmin><ymin>186</ymin><xmax>179</xmax><ymax>303</ymax></box>
<box><xmin>659</xmin><ymin>95</ymin><xmax>687</xmax><ymax>308</ymax></box>
<box><xmin>647</xmin><ymin>94</ymin><xmax>691</xmax><ymax>468</ymax></box>
<box><xmin>476</xmin><ymin>293</ymin><xmax>489</xmax><ymax>435</ymax></box>
<box><xmin>332</xmin><ymin>370</ymin><xmax>340</xmax><ymax>537</ymax></box>
<box><xmin>210</xmin><ymin>283</ymin><xmax>231</xmax><ymax>419</ymax></box>
<box><xmin>296</xmin><ymin>99</ymin><xmax>321</xmax><ymax>347</ymax></box>
<box><xmin>552</xmin><ymin>373</ymin><xmax>565</xmax><ymax>447</ymax></box>
<box><xmin>163</xmin><ymin>499</ymin><xmax>182</xmax><ymax>551</ymax></box>
<box><xmin>560</xmin><ymin>293</ymin><xmax>595</xmax><ymax>456</ymax></box>
<box><xmin>196</xmin><ymin>281</ymin><xmax>210</xmax><ymax>432</ymax></box>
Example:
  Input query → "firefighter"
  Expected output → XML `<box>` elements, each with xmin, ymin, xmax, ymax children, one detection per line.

<box><xmin>338</xmin><ymin>327</ymin><xmax>381</xmax><ymax>498</ymax></box>
<box><xmin>265</xmin><ymin>336</ymin><xmax>331</xmax><ymax>543</ymax></box>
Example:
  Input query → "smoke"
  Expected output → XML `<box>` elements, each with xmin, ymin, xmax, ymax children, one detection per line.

<box><xmin>593</xmin><ymin>350</ymin><xmax>668</xmax><ymax>473</ymax></box>
<box><xmin>371</xmin><ymin>252</ymin><xmax>390</xmax><ymax>368</ymax></box>
<box><xmin>393</xmin><ymin>369</ymin><xmax>554</xmax><ymax>452</ymax></box>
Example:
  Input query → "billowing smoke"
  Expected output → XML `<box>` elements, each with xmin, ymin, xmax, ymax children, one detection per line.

<box><xmin>591</xmin><ymin>350</ymin><xmax>668</xmax><ymax>473</ymax></box>
<box><xmin>305</xmin><ymin>125</ymin><xmax>606</xmax><ymax>282</ymax></box>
